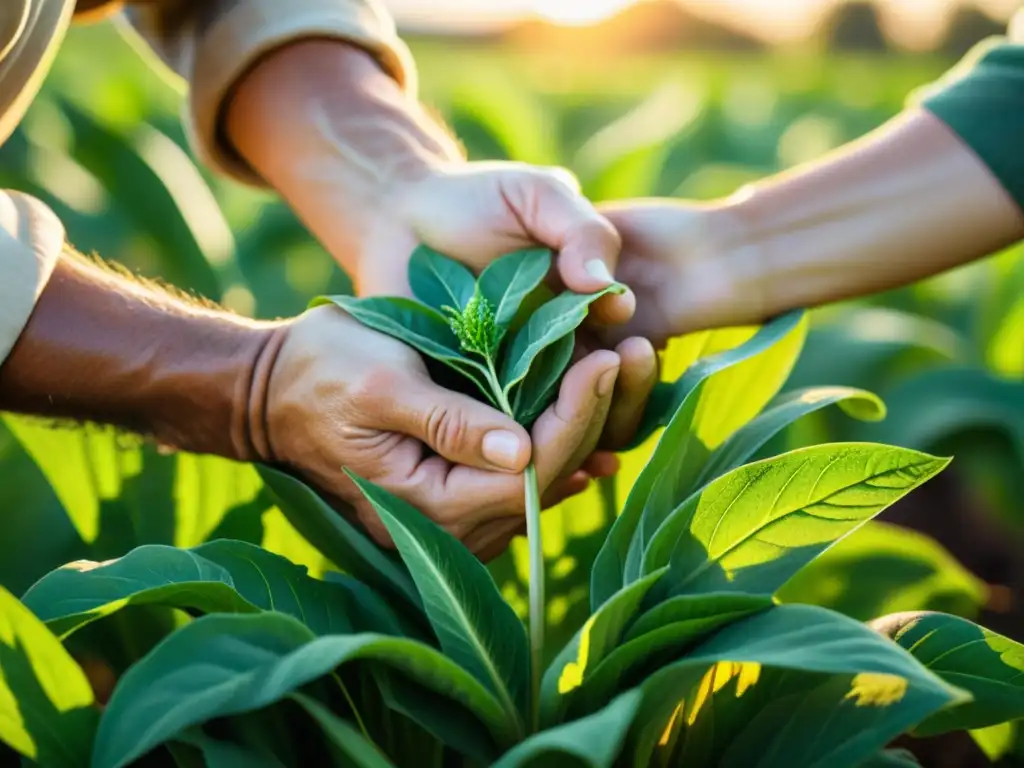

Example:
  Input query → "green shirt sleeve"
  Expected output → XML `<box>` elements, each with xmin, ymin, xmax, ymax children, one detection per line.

<box><xmin>915</xmin><ymin>19</ymin><xmax>1024</xmax><ymax>211</ymax></box>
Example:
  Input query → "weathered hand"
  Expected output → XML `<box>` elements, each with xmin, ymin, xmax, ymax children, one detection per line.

<box><xmin>263</xmin><ymin>305</ymin><xmax>624</xmax><ymax>559</ymax></box>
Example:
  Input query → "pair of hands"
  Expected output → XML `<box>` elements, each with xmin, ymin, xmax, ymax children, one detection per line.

<box><xmin>264</xmin><ymin>162</ymin><xmax>721</xmax><ymax>559</ymax></box>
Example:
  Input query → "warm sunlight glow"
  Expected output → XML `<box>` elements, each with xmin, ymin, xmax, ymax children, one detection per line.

<box><xmin>527</xmin><ymin>0</ymin><xmax>637</xmax><ymax>26</ymax></box>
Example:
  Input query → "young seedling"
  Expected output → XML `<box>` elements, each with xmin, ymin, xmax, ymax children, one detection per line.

<box><xmin>314</xmin><ymin>245</ymin><xmax>625</xmax><ymax>723</ymax></box>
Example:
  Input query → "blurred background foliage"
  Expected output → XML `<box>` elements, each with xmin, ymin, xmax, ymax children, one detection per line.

<box><xmin>0</xmin><ymin>3</ymin><xmax>1022</xmax><ymax>764</ymax></box>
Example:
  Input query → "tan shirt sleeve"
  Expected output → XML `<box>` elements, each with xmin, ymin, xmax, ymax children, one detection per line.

<box><xmin>0</xmin><ymin>191</ymin><xmax>64</xmax><ymax>368</ymax></box>
<box><xmin>117</xmin><ymin>0</ymin><xmax>418</xmax><ymax>187</ymax></box>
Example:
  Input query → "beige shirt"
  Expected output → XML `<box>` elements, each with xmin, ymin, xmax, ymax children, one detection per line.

<box><xmin>0</xmin><ymin>0</ymin><xmax>415</xmax><ymax>366</ymax></box>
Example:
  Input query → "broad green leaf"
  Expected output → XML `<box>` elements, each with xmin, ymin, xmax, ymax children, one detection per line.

<box><xmin>643</xmin><ymin>443</ymin><xmax>950</xmax><ymax>597</ymax></box>
<box><xmin>777</xmin><ymin>521</ymin><xmax>987</xmax><ymax>622</ymax></box>
<box><xmin>626</xmin><ymin>593</ymin><xmax>773</xmax><ymax>643</ymax></box>
<box><xmin>627</xmin><ymin>311</ymin><xmax>807</xmax><ymax>446</ymax></box>
<box><xmin>694</xmin><ymin>386</ymin><xmax>887</xmax><ymax>489</ymax></box>
<box><xmin>257</xmin><ymin>466</ymin><xmax>421</xmax><ymax>612</ymax></box>
<box><xmin>291</xmin><ymin>693</ymin><xmax>397</xmax><ymax>768</ymax></box>
<box><xmin>573</xmin><ymin>593</ymin><xmax>770</xmax><ymax>720</ymax></box>
<box><xmin>0</xmin><ymin>584</ymin><xmax>98</xmax><ymax>766</ymax></box>
<box><xmin>624</xmin><ymin>313</ymin><xmax>808</xmax><ymax>582</ymax></box>
<box><xmin>681</xmin><ymin>671</ymin><xmax>935</xmax><ymax>768</ymax></box>
<box><xmin>500</xmin><ymin>285</ymin><xmax>625</xmax><ymax>394</ymax></box>
<box><xmin>591</xmin><ymin>311</ymin><xmax>805</xmax><ymax>609</ymax></box>
<box><xmin>873</xmin><ymin>611</ymin><xmax>1024</xmax><ymax>736</ymax></box>
<box><xmin>573</xmin><ymin>593</ymin><xmax>772</xmax><ymax>718</ymax></box>
<box><xmin>478</xmin><ymin>248</ymin><xmax>552</xmax><ymax>330</ymax></box>
<box><xmin>314</xmin><ymin>295</ymin><xmax>492</xmax><ymax>399</ymax></box>
<box><xmin>512</xmin><ymin>333</ymin><xmax>575</xmax><ymax>426</ymax></box>
<box><xmin>627</xmin><ymin>605</ymin><xmax>965</xmax><ymax>767</ymax></box>
<box><xmin>347</xmin><ymin>472</ymin><xmax>528</xmax><ymax>726</ymax></box>
<box><xmin>408</xmin><ymin>244</ymin><xmax>477</xmax><ymax>312</ymax></box>
<box><xmin>93</xmin><ymin>613</ymin><xmax>515</xmax><ymax>768</ymax></box>
<box><xmin>539</xmin><ymin>568</ymin><xmax>666</xmax><ymax>727</ymax></box>
<box><xmin>859</xmin><ymin>749</ymin><xmax>923</xmax><ymax>767</ymax></box>
<box><xmin>492</xmin><ymin>690</ymin><xmax>641</xmax><ymax>768</ymax></box>
<box><xmin>23</xmin><ymin>540</ymin><xmax>403</xmax><ymax>639</ymax></box>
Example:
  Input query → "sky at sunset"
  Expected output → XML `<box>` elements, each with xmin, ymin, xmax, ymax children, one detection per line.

<box><xmin>385</xmin><ymin>0</ymin><xmax>1018</xmax><ymax>42</ymax></box>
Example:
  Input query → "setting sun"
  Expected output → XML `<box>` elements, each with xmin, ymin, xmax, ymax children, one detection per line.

<box><xmin>527</xmin><ymin>0</ymin><xmax>637</xmax><ymax>26</ymax></box>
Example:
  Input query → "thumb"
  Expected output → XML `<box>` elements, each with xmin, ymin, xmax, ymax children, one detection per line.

<box><xmin>503</xmin><ymin>168</ymin><xmax>636</xmax><ymax>326</ymax></box>
<box><xmin>380</xmin><ymin>375</ymin><xmax>532</xmax><ymax>473</ymax></box>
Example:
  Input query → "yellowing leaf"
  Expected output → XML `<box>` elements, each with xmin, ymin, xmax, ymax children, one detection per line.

<box><xmin>845</xmin><ymin>673</ymin><xmax>909</xmax><ymax>707</ymax></box>
<box><xmin>657</xmin><ymin>661</ymin><xmax>763</xmax><ymax>747</ymax></box>
<box><xmin>558</xmin><ymin>615</ymin><xmax>596</xmax><ymax>695</ymax></box>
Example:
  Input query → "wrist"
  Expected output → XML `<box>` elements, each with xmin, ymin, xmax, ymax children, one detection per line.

<box><xmin>0</xmin><ymin>252</ymin><xmax>287</xmax><ymax>462</ymax></box>
<box><xmin>227</xmin><ymin>40</ymin><xmax>464</xmax><ymax>274</ymax></box>
<box><xmin>663</xmin><ymin>197</ymin><xmax>771</xmax><ymax>334</ymax></box>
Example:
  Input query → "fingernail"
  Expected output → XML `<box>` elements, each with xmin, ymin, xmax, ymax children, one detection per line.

<box><xmin>585</xmin><ymin>259</ymin><xmax>614</xmax><ymax>284</ymax></box>
<box><xmin>482</xmin><ymin>430</ymin><xmax>523</xmax><ymax>469</ymax></box>
<box><xmin>597</xmin><ymin>367</ymin><xmax>619</xmax><ymax>397</ymax></box>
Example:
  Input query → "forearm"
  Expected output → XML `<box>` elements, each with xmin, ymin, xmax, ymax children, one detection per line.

<box><xmin>719</xmin><ymin>108</ymin><xmax>1024</xmax><ymax>324</ymax></box>
<box><xmin>225</xmin><ymin>40</ymin><xmax>460</xmax><ymax>287</ymax></box>
<box><xmin>0</xmin><ymin>248</ymin><xmax>284</xmax><ymax>460</ymax></box>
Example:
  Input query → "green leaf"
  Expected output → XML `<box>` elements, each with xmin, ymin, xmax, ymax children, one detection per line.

<box><xmin>313</xmin><ymin>295</ymin><xmax>492</xmax><ymax>399</ymax></box>
<box><xmin>571</xmin><ymin>593</ymin><xmax>771</xmax><ymax>717</ymax></box>
<box><xmin>872</xmin><ymin>611</ymin><xmax>1024</xmax><ymax>736</ymax></box>
<box><xmin>408</xmin><ymin>244</ymin><xmax>477</xmax><ymax>313</ymax></box>
<box><xmin>346</xmin><ymin>472</ymin><xmax>528</xmax><ymax>727</ymax></box>
<box><xmin>643</xmin><ymin>443</ymin><xmax>951</xmax><ymax>597</ymax></box>
<box><xmin>777</xmin><ymin>521</ymin><xmax>987</xmax><ymax>622</ymax></box>
<box><xmin>694</xmin><ymin>386</ymin><xmax>887</xmax><ymax>489</ymax></box>
<box><xmin>375</xmin><ymin>668</ymin><xmax>498</xmax><ymax>762</ymax></box>
<box><xmin>628</xmin><ymin>311</ymin><xmax>808</xmax><ymax>447</ymax></box>
<box><xmin>257</xmin><ymin>466</ymin><xmax>421</xmax><ymax>613</ymax></box>
<box><xmin>93</xmin><ymin>613</ymin><xmax>516</xmax><ymax>768</ymax></box>
<box><xmin>626</xmin><ymin>604</ymin><xmax>965</xmax><ymax>767</ymax></box>
<box><xmin>539</xmin><ymin>569</ymin><xmax>666</xmax><ymax>727</ymax></box>
<box><xmin>500</xmin><ymin>285</ymin><xmax>625</xmax><ymax>395</ymax></box>
<box><xmin>0</xmin><ymin>585</ymin><xmax>98</xmax><ymax>767</ymax></box>
<box><xmin>623</xmin><ymin>313</ymin><xmax>809</xmax><ymax>582</ymax></box>
<box><xmin>478</xmin><ymin>248</ymin><xmax>552</xmax><ymax>329</ymax></box>
<box><xmin>492</xmin><ymin>690</ymin><xmax>641</xmax><ymax>768</ymax></box>
<box><xmin>512</xmin><ymin>333</ymin><xmax>575</xmax><ymax>426</ymax></box>
<box><xmin>23</xmin><ymin>540</ymin><xmax>402</xmax><ymax>639</ymax></box>
<box><xmin>591</xmin><ymin>311</ymin><xmax>806</xmax><ymax>609</ymax></box>
<box><xmin>290</xmin><ymin>693</ymin><xmax>397</xmax><ymax>768</ymax></box>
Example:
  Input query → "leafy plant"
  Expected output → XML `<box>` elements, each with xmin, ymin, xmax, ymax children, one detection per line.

<box><xmin>3</xmin><ymin>247</ymin><xmax>1023</xmax><ymax>767</ymax></box>
<box><xmin>314</xmin><ymin>245</ymin><xmax>626</xmax><ymax>723</ymax></box>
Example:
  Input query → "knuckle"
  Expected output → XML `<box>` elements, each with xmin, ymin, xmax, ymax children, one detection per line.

<box><xmin>423</xmin><ymin>405</ymin><xmax>470</xmax><ymax>456</ymax></box>
<box><xmin>350</xmin><ymin>365</ymin><xmax>401</xmax><ymax>408</ymax></box>
<box><xmin>541</xmin><ymin>165</ymin><xmax>581</xmax><ymax>194</ymax></box>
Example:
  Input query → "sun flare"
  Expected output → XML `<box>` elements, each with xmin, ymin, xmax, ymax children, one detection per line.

<box><xmin>527</xmin><ymin>0</ymin><xmax>638</xmax><ymax>26</ymax></box>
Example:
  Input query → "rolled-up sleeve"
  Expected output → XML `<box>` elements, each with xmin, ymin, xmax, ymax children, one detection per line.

<box><xmin>0</xmin><ymin>191</ymin><xmax>64</xmax><ymax>368</ymax></box>
<box><xmin>913</xmin><ymin>9</ymin><xmax>1024</xmax><ymax>211</ymax></box>
<box><xmin>117</xmin><ymin>0</ymin><xmax>417</xmax><ymax>187</ymax></box>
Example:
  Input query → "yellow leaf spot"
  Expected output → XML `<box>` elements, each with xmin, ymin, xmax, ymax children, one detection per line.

<box><xmin>845</xmin><ymin>673</ymin><xmax>908</xmax><ymax>707</ymax></box>
<box><xmin>558</xmin><ymin>615</ymin><xmax>596</xmax><ymax>695</ymax></box>
<box><xmin>655</xmin><ymin>661</ymin><xmax>764</xmax><ymax>755</ymax></box>
<box><xmin>658</xmin><ymin>701</ymin><xmax>685</xmax><ymax>746</ymax></box>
